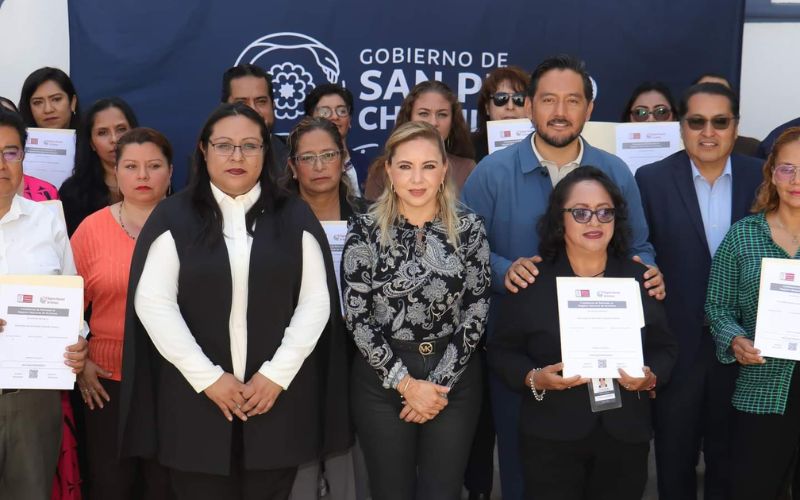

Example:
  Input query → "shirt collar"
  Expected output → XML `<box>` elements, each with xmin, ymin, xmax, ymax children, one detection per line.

<box><xmin>209</xmin><ymin>181</ymin><xmax>261</xmax><ymax>211</ymax></box>
<box><xmin>530</xmin><ymin>133</ymin><xmax>584</xmax><ymax>167</ymax></box>
<box><xmin>690</xmin><ymin>157</ymin><xmax>732</xmax><ymax>182</ymax></box>
<box><xmin>0</xmin><ymin>195</ymin><xmax>30</xmax><ymax>225</ymax></box>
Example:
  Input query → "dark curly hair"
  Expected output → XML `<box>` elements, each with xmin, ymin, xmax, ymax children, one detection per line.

<box><xmin>538</xmin><ymin>166</ymin><xmax>630</xmax><ymax>261</ymax></box>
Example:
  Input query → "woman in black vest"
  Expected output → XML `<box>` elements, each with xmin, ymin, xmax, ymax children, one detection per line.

<box><xmin>118</xmin><ymin>103</ymin><xmax>351</xmax><ymax>500</ymax></box>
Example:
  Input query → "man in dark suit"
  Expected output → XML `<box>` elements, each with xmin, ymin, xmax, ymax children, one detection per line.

<box><xmin>635</xmin><ymin>82</ymin><xmax>763</xmax><ymax>500</ymax></box>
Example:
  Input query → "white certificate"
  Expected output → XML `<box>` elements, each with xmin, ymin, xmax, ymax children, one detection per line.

<box><xmin>321</xmin><ymin>221</ymin><xmax>348</xmax><ymax>313</ymax></box>
<box><xmin>0</xmin><ymin>275</ymin><xmax>84</xmax><ymax>389</ymax></box>
<box><xmin>754</xmin><ymin>258</ymin><xmax>800</xmax><ymax>360</ymax></box>
<box><xmin>23</xmin><ymin>128</ymin><xmax>77</xmax><ymax>189</ymax></box>
<box><xmin>557</xmin><ymin>277</ymin><xmax>645</xmax><ymax>378</ymax></box>
<box><xmin>614</xmin><ymin>122</ymin><xmax>683</xmax><ymax>174</ymax></box>
<box><xmin>486</xmin><ymin>118</ymin><xmax>535</xmax><ymax>155</ymax></box>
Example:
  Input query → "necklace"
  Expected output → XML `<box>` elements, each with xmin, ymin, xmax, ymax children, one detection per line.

<box><xmin>118</xmin><ymin>202</ymin><xmax>136</xmax><ymax>240</ymax></box>
<box><xmin>773</xmin><ymin>217</ymin><xmax>800</xmax><ymax>245</ymax></box>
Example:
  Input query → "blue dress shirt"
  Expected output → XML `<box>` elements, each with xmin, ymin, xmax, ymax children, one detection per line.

<box><xmin>690</xmin><ymin>158</ymin><xmax>732</xmax><ymax>257</ymax></box>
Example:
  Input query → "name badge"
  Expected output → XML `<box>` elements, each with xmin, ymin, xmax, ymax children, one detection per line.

<box><xmin>588</xmin><ymin>378</ymin><xmax>622</xmax><ymax>412</ymax></box>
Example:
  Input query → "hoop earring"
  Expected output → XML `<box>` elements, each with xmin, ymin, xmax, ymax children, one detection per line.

<box><xmin>438</xmin><ymin>182</ymin><xmax>444</xmax><ymax>194</ymax></box>
<box><xmin>390</xmin><ymin>181</ymin><xmax>395</xmax><ymax>192</ymax></box>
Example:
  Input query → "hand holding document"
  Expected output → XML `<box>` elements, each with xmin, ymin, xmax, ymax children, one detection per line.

<box><xmin>754</xmin><ymin>258</ymin><xmax>800</xmax><ymax>360</ymax></box>
<box><xmin>0</xmin><ymin>275</ymin><xmax>84</xmax><ymax>389</ymax></box>
<box><xmin>556</xmin><ymin>277</ymin><xmax>645</xmax><ymax>379</ymax></box>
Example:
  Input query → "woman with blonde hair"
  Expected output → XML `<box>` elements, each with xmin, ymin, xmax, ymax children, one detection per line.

<box><xmin>342</xmin><ymin>121</ymin><xmax>490</xmax><ymax>500</ymax></box>
<box><xmin>364</xmin><ymin>81</ymin><xmax>476</xmax><ymax>200</ymax></box>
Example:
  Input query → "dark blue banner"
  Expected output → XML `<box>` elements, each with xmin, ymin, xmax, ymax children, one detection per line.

<box><xmin>69</xmin><ymin>0</ymin><xmax>745</xmax><ymax>186</ymax></box>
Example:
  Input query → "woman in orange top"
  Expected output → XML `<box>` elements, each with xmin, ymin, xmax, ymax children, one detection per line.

<box><xmin>70</xmin><ymin>128</ymin><xmax>173</xmax><ymax>500</ymax></box>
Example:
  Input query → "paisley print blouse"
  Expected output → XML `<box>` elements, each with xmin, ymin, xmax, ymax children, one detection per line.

<box><xmin>342</xmin><ymin>212</ymin><xmax>491</xmax><ymax>389</ymax></box>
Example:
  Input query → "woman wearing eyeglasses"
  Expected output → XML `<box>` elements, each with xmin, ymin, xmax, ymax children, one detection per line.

<box><xmin>620</xmin><ymin>81</ymin><xmax>676</xmax><ymax>123</ymax></box>
<box><xmin>488</xmin><ymin>166</ymin><xmax>677</xmax><ymax>500</ymax></box>
<box><xmin>706</xmin><ymin>127</ymin><xmax>800</xmax><ymax>500</ymax></box>
<box><xmin>284</xmin><ymin>116</ymin><xmax>368</xmax><ymax>500</ymax></box>
<box><xmin>472</xmin><ymin>66</ymin><xmax>530</xmax><ymax>163</ymax></box>
<box><xmin>119</xmin><ymin>103</ymin><xmax>350</xmax><ymax>500</ymax></box>
<box><xmin>304</xmin><ymin>84</ymin><xmax>364</xmax><ymax>197</ymax></box>
<box><xmin>364</xmin><ymin>81</ymin><xmax>476</xmax><ymax>201</ymax></box>
<box><xmin>342</xmin><ymin>121</ymin><xmax>490</xmax><ymax>500</ymax></box>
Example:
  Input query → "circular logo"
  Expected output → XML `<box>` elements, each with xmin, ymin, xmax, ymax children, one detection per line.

<box><xmin>236</xmin><ymin>32</ymin><xmax>341</xmax><ymax>120</ymax></box>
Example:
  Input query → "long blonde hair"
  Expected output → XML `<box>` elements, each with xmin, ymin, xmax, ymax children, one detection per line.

<box><xmin>370</xmin><ymin>121</ymin><xmax>461</xmax><ymax>249</ymax></box>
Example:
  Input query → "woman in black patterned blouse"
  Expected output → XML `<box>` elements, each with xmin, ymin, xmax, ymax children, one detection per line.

<box><xmin>341</xmin><ymin>121</ymin><xmax>491</xmax><ymax>500</ymax></box>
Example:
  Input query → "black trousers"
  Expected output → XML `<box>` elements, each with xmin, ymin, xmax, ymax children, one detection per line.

<box><xmin>521</xmin><ymin>424</ymin><xmax>649</xmax><ymax>500</ymax></box>
<box><xmin>463</xmin><ymin>349</ymin><xmax>495</xmax><ymax>495</ymax></box>
<box><xmin>730</xmin><ymin>365</ymin><xmax>800</xmax><ymax>500</ymax></box>
<box><xmin>83</xmin><ymin>378</ymin><xmax>172</xmax><ymax>500</ymax></box>
<box><xmin>351</xmin><ymin>350</ymin><xmax>482</xmax><ymax>500</ymax></box>
<box><xmin>170</xmin><ymin>420</ymin><xmax>297</xmax><ymax>500</ymax></box>
<box><xmin>653</xmin><ymin>337</ymin><xmax>738</xmax><ymax>500</ymax></box>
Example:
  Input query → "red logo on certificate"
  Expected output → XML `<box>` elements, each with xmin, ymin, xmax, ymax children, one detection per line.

<box><xmin>502</xmin><ymin>130</ymin><xmax>511</xmax><ymax>138</ymax></box>
<box><xmin>17</xmin><ymin>294</ymin><xmax>33</xmax><ymax>303</ymax></box>
<box><xmin>781</xmin><ymin>272</ymin><xmax>796</xmax><ymax>282</ymax></box>
<box><xmin>575</xmin><ymin>289</ymin><xmax>590</xmax><ymax>298</ymax></box>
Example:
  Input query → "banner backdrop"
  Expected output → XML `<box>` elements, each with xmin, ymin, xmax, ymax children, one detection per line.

<box><xmin>69</xmin><ymin>0</ymin><xmax>745</xmax><ymax>186</ymax></box>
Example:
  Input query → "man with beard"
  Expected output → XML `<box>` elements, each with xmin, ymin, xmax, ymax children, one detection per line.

<box><xmin>461</xmin><ymin>54</ymin><xmax>663</xmax><ymax>500</ymax></box>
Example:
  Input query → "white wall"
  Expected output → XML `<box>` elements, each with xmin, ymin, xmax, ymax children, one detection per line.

<box><xmin>0</xmin><ymin>0</ymin><xmax>70</xmax><ymax>107</ymax></box>
<box><xmin>739</xmin><ymin>22</ymin><xmax>800</xmax><ymax>140</ymax></box>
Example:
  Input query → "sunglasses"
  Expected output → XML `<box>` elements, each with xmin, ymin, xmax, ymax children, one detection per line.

<box><xmin>563</xmin><ymin>207</ymin><xmax>616</xmax><ymax>224</ymax></box>
<box><xmin>683</xmin><ymin>116</ymin><xmax>738</xmax><ymax>131</ymax></box>
<box><xmin>490</xmin><ymin>92</ymin><xmax>526</xmax><ymax>108</ymax></box>
<box><xmin>630</xmin><ymin>105</ymin><xmax>672</xmax><ymax>122</ymax></box>
<box><xmin>773</xmin><ymin>164</ymin><xmax>800</xmax><ymax>182</ymax></box>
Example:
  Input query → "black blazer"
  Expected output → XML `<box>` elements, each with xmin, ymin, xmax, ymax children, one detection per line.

<box><xmin>635</xmin><ymin>151</ymin><xmax>762</xmax><ymax>370</ymax></box>
<box><xmin>487</xmin><ymin>252</ymin><xmax>678</xmax><ymax>444</ymax></box>
<box><xmin>118</xmin><ymin>191</ymin><xmax>352</xmax><ymax>475</ymax></box>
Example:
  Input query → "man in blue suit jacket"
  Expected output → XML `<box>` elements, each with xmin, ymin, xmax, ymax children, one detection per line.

<box><xmin>636</xmin><ymin>83</ymin><xmax>763</xmax><ymax>500</ymax></box>
<box><xmin>462</xmin><ymin>54</ymin><xmax>664</xmax><ymax>500</ymax></box>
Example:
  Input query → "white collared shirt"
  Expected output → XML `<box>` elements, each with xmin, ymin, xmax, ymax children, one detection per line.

<box><xmin>134</xmin><ymin>182</ymin><xmax>330</xmax><ymax>392</ymax></box>
<box><xmin>530</xmin><ymin>133</ymin><xmax>585</xmax><ymax>187</ymax></box>
<box><xmin>0</xmin><ymin>195</ymin><xmax>88</xmax><ymax>336</ymax></box>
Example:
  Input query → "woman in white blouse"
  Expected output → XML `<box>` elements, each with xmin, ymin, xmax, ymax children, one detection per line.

<box><xmin>0</xmin><ymin>108</ymin><xmax>88</xmax><ymax>500</ymax></box>
<box><xmin>118</xmin><ymin>103</ymin><xmax>351</xmax><ymax>500</ymax></box>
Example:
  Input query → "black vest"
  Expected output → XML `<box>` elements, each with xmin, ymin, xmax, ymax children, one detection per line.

<box><xmin>119</xmin><ymin>190</ymin><xmax>351</xmax><ymax>474</ymax></box>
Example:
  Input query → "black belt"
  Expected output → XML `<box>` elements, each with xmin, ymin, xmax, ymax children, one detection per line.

<box><xmin>0</xmin><ymin>389</ymin><xmax>21</xmax><ymax>396</ymax></box>
<box><xmin>389</xmin><ymin>336</ymin><xmax>450</xmax><ymax>356</ymax></box>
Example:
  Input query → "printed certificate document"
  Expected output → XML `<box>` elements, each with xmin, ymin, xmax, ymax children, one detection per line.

<box><xmin>614</xmin><ymin>122</ymin><xmax>682</xmax><ymax>174</ymax></box>
<box><xmin>486</xmin><ymin>119</ymin><xmax>534</xmax><ymax>154</ymax></box>
<box><xmin>0</xmin><ymin>275</ymin><xmax>84</xmax><ymax>389</ymax></box>
<box><xmin>754</xmin><ymin>258</ymin><xmax>800</xmax><ymax>361</ymax></box>
<box><xmin>23</xmin><ymin>128</ymin><xmax>77</xmax><ymax>189</ymax></box>
<box><xmin>321</xmin><ymin>221</ymin><xmax>348</xmax><ymax>313</ymax></box>
<box><xmin>556</xmin><ymin>277</ymin><xmax>645</xmax><ymax>379</ymax></box>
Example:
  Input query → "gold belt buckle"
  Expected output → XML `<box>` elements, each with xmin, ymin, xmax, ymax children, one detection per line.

<box><xmin>418</xmin><ymin>342</ymin><xmax>434</xmax><ymax>356</ymax></box>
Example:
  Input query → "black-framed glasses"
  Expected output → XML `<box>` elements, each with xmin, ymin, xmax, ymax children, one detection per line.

<box><xmin>563</xmin><ymin>207</ymin><xmax>616</xmax><ymax>224</ymax></box>
<box><xmin>630</xmin><ymin>105</ymin><xmax>672</xmax><ymax>122</ymax></box>
<box><xmin>490</xmin><ymin>92</ymin><xmax>526</xmax><ymax>108</ymax></box>
<box><xmin>293</xmin><ymin>150</ymin><xmax>342</xmax><ymax>166</ymax></box>
<box><xmin>773</xmin><ymin>164</ymin><xmax>800</xmax><ymax>182</ymax></box>
<box><xmin>315</xmin><ymin>106</ymin><xmax>350</xmax><ymax>119</ymax></box>
<box><xmin>1</xmin><ymin>148</ymin><xmax>23</xmax><ymax>163</ymax></box>
<box><xmin>683</xmin><ymin>115</ymin><xmax>738</xmax><ymax>131</ymax></box>
<box><xmin>209</xmin><ymin>142</ymin><xmax>263</xmax><ymax>157</ymax></box>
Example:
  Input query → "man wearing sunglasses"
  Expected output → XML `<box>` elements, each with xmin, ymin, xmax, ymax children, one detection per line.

<box><xmin>635</xmin><ymin>82</ymin><xmax>763</xmax><ymax>500</ymax></box>
<box><xmin>461</xmin><ymin>54</ymin><xmax>663</xmax><ymax>500</ymax></box>
<box><xmin>694</xmin><ymin>74</ymin><xmax>761</xmax><ymax>158</ymax></box>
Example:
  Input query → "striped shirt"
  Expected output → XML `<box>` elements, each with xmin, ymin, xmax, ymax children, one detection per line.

<box><xmin>706</xmin><ymin>212</ymin><xmax>800</xmax><ymax>414</ymax></box>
